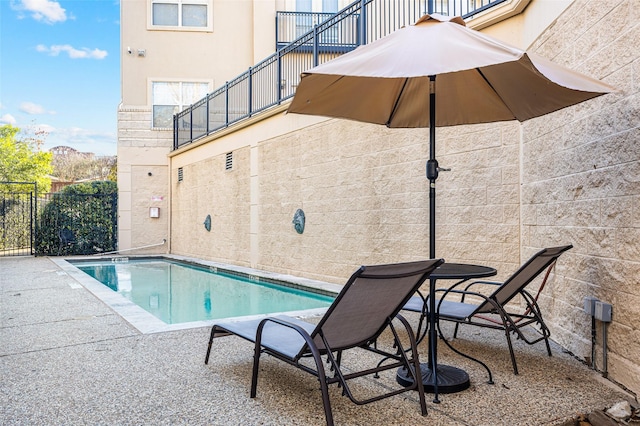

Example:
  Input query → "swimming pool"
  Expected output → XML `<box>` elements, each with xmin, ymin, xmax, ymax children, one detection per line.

<box><xmin>58</xmin><ymin>256</ymin><xmax>340</xmax><ymax>333</ymax></box>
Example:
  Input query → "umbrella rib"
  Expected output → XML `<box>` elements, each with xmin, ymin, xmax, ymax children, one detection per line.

<box><xmin>475</xmin><ymin>67</ymin><xmax>519</xmax><ymax>121</ymax></box>
<box><xmin>385</xmin><ymin>78</ymin><xmax>410</xmax><ymax>127</ymax></box>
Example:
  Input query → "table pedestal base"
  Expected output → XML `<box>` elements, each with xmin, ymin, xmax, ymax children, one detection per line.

<box><xmin>396</xmin><ymin>364</ymin><xmax>470</xmax><ymax>394</ymax></box>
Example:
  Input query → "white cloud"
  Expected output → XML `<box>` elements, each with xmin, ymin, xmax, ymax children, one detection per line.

<box><xmin>10</xmin><ymin>0</ymin><xmax>67</xmax><ymax>24</ymax></box>
<box><xmin>0</xmin><ymin>114</ymin><xmax>17</xmax><ymax>125</ymax></box>
<box><xmin>19</xmin><ymin>101</ymin><xmax>55</xmax><ymax>115</ymax></box>
<box><xmin>36</xmin><ymin>44</ymin><xmax>108</xmax><ymax>59</ymax></box>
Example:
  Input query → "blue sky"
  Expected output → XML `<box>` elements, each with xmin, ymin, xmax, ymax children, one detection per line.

<box><xmin>1</xmin><ymin>0</ymin><xmax>120</xmax><ymax>156</ymax></box>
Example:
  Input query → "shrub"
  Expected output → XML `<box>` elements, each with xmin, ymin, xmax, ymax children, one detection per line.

<box><xmin>36</xmin><ymin>181</ymin><xmax>118</xmax><ymax>255</ymax></box>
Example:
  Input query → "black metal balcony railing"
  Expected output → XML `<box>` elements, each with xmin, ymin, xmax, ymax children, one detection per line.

<box><xmin>174</xmin><ymin>0</ymin><xmax>507</xmax><ymax>150</ymax></box>
<box><xmin>276</xmin><ymin>11</ymin><xmax>361</xmax><ymax>51</ymax></box>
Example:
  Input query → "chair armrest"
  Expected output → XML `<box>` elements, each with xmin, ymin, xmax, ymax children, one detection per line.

<box><xmin>256</xmin><ymin>316</ymin><xmax>314</xmax><ymax>341</ymax></box>
<box><xmin>255</xmin><ymin>316</ymin><xmax>321</xmax><ymax>361</ymax></box>
<box><xmin>442</xmin><ymin>280</ymin><xmax>503</xmax><ymax>304</ymax></box>
<box><xmin>411</xmin><ymin>290</ymin><xmax>428</xmax><ymax>314</ymax></box>
<box><xmin>435</xmin><ymin>288</ymin><xmax>493</xmax><ymax>301</ymax></box>
<box><xmin>462</xmin><ymin>280</ymin><xmax>503</xmax><ymax>291</ymax></box>
<box><xmin>434</xmin><ymin>288</ymin><xmax>501</xmax><ymax>315</ymax></box>
<box><xmin>393</xmin><ymin>313</ymin><xmax>420</xmax><ymax>347</ymax></box>
<box><xmin>433</xmin><ymin>279</ymin><xmax>501</xmax><ymax>296</ymax></box>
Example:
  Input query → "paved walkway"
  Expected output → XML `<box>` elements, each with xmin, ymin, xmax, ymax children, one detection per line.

<box><xmin>1</xmin><ymin>256</ymin><xmax>633</xmax><ymax>425</ymax></box>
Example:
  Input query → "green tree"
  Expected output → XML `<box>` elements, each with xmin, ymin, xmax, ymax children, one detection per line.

<box><xmin>0</xmin><ymin>125</ymin><xmax>53</xmax><ymax>193</ymax></box>
<box><xmin>106</xmin><ymin>160</ymin><xmax>117</xmax><ymax>182</ymax></box>
<box><xmin>52</xmin><ymin>151</ymin><xmax>117</xmax><ymax>182</ymax></box>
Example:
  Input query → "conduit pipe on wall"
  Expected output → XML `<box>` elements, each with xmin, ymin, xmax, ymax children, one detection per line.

<box><xmin>93</xmin><ymin>239</ymin><xmax>167</xmax><ymax>256</ymax></box>
<box><xmin>583</xmin><ymin>297</ymin><xmax>613</xmax><ymax>378</ymax></box>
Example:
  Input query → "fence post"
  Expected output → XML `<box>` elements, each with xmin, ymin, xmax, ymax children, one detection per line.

<box><xmin>248</xmin><ymin>67</ymin><xmax>253</xmax><ymax>117</ymax></box>
<box><xmin>313</xmin><ymin>25</ymin><xmax>319</xmax><ymax>66</ymax></box>
<box><xmin>173</xmin><ymin>115</ymin><xmax>177</xmax><ymax>150</ymax></box>
<box><xmin>275</xmin><ymin>13</ymin><xmax>278</xmax><ymax>51</ymax></box>
<box><xmin>206</xmin><ymin>93</ymin><xmax>210</xmax><ymax>135</ymax></box>
<box><xmin>31</xmin><ymin>182</ymin><xmax>36</xmax><ymax>255</ymax></box>
<box><xmin>359</xmin><ymin>0</ymin><xmax>367</xmax><ymax>46</ymax></box>
<box><xmin>189</xmin><ymin>105</ymin><xmax>193</xmax><ymax>142</ymax></box>
<box><xmin>225</xmin><ymin>81</ymin><xmax>230</xmax><ymax>127</ymax></box>
<box><xmin>111</xmin><ymin>193</ymin><xmax>118</xmax><ymax>250</ymax></box>
<box><xmin>277</xmin><ymin>50</ymin><xmax>283</xmax><ymax>103</ymax></box>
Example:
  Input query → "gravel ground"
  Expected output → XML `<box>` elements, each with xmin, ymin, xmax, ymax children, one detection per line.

<box><xmin>1</xmin><ymin>256</ymin><xmax>633</xmax><ymax>425</ymax></box>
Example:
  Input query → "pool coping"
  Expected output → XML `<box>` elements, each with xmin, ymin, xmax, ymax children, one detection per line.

<box><xmin>51</xmin><ymin>255</ymin><xmax>342</xmax><ymax>334</ymax></box>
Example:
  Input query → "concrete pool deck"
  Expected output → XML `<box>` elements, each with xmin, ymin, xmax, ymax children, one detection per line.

<box><xmin>1</xmin><ymin>256</ymin><xmax>635</xmax><ymax>425</ymax></box>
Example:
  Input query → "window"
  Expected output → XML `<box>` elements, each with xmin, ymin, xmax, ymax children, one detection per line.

<box><xmin>152</xmin><ymin>81</ymin><xmax>209</xmax><ymax>128</ymax></box>
<box><xmin>294</xmin><ymin>0</ymin><xmax>339</xmax><ymax>37</ymax></box>
<box><xmin>296</xmin><ymin>0</ymin><xmax>312</xmax><ymax>12</ymax></box>
<box><xmin>322</xmin><ymin>0</ymin><xmax>338</xmax><ymax>13</ymax></box>
<box><xmin>151</xmin><ymin>0</ymin><xmax>209</xmax><ymax>28</ymax></box>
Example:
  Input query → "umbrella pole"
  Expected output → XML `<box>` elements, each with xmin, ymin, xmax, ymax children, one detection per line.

<box><xmin>426</xmin><ymin>75</ymin><xmax>440</xmax><ymax>402</ymax></box>
<box><xmin>427</xmin><ymin>75</ymin><xmax>437</xmax><ymax>260</ymax></box>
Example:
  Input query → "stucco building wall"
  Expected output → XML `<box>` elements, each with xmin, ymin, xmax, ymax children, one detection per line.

<box><xmin>117</xmin><ymin>106</ymin><xmax>170</xmax><ymax>253</ymax></box>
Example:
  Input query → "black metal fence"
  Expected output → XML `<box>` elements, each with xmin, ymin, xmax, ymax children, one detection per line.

<box><xmin>0</xmin><ymin>182</ymin><xmax>36</xmax><ymax>256</ymax></box>
<box><xmin>173</xmin><ymin>0</ymin><xmax>506</xmax><ymax>150</ymax></box>
<box><xmin>1</xmin><ymin>181</ymin><xmax>118</xmax><ymax>257</ymax></box>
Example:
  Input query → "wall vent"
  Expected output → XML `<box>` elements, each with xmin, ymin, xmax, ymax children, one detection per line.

<box><xmin>177</xmin><ymin>167</ymin><xmax>183</xmax><ymax>182</ymax></box>
<box><xmin>225</xmin><ymin>152</ymin><xmax>233</xmax><ymax>170</ymax></box>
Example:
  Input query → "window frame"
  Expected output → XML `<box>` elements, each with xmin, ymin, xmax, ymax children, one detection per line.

<box><xmin>149</xmin><ymin>79</ymin><xmax>212</xmax><ymax>129</ymax></box>
<box><xmin>148</xmin><ymin>0</ymin><xmax>213</xmax><ymax>32</ymax></box>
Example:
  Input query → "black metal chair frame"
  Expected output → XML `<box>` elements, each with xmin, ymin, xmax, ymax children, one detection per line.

<box><xmin>205</xmin><ymin>259</ymin><xmax>443</xmax><ymax>426</ymax></box>
<box><xmin>431</xmin><ymin>245</ymin><xmax>573</xmax><ymax>376</ymax></box>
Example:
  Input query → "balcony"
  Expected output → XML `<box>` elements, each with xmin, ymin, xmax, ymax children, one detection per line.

<box><xmin>276</xmin><ymin>11</ymin><xmax>361</xmax><ymax>52</ymax></box>
<box><xmin>174</xmin><ymin>0</ymin><xmax>508</xmax><ymax>150</ymax></box>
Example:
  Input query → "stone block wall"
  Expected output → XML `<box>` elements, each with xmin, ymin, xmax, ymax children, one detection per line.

<box><xmin>170</xmin><ymin>147</ymin><xmax>251</xmax><ymax>265</ymax></box>
<box><xmin>437</xmin><ymin>121</ymin><xmax>522</xmax><ymax>273</ymax></box>
<box><xmin>255</xmin><ymin>119</ymin><xmax>524</xmax><ymax>283</ymax></box>
<box><xmin>522</xmin><ymin>0</ymin><xmax>640</xmax><ymax>395</ymax></box>
<box><xmin>257</xmin><ymin>121</ymin><xmax>432</xmax><ymax>282</ymax></box>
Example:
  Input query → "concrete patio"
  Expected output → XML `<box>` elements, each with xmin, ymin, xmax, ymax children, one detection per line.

<box><xmin>1</xmin><ymin>256</ymin><xmax>634</xmax><ymax>425</ymax></box>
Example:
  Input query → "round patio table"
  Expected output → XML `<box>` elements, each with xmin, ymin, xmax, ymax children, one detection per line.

<box><xmin>396</xmin><ymin>262</ymin><xmax>497</xmax><ymax>401</ymax></box>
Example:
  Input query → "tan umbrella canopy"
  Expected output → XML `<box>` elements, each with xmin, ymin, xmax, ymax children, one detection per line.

<box><xmin>288</xmin><ymin>13</ymin><xmax>614</xmax><ymax>400</ymax></box>
<box><xmin>289</xmin><ymin>14</ymin><xmax>613</xmax><ymax>128</ymax></box>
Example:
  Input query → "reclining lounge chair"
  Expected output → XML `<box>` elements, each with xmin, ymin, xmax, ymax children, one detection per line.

<box><xmin>403</xmin><ymin>245</ymin><xmax>572</xmax><ymax>376</ymax></box>
<box><xmin>205</xmin><ymin>259</ymin><xmax>444</xmax><ymax>426</ymax></box>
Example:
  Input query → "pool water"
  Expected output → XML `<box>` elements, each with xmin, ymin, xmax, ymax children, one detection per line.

<box><xmin>73</xmin><ymin>259</ymin><xmax>334</xmax><ymax>324</ymax></box>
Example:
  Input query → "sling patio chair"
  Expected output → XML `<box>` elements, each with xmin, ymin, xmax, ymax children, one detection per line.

<box><xmin>403</xmin><ymin>245</ymin><xmax>572</xmax><ymax>377</ymax></box>
<box><xmin>204</xmin><ymin>258</ymin><xmax>444</xmax><ymax>426</ymax></box>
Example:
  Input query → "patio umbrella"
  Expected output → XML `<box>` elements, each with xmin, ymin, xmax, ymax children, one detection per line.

<box><xmin>287</xmin><ymin>13</ymin><xmax>614</xmax><ymax>398</ymax></box>
<box><xmin>289</xmin><ymin>13</ymin><xmax>613</xmax><ymax>257</ymax></box>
